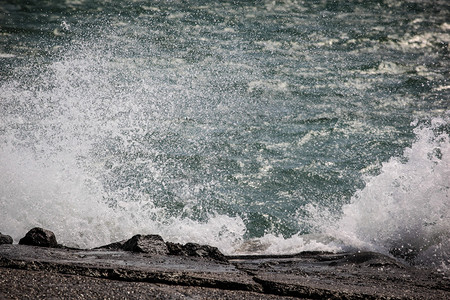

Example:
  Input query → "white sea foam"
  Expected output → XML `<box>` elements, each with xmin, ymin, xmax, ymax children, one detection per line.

<box><xmin>359</xmin><ymin>61</ymin><xmax>406</xmax><ymax>75</ymax></box>
<box><xmin>0</xmin><ymin>39</ymin><xmax>247</xmax><ymax>251</ymax></box>
<box><xmin>0</xmin><ymin>53</ymin><xmax>16</xmax><ymax>58</ymax></box>
<box><xmin>0</xmin><ymin>144</ymin><xmax>119</xmax><ymax>247</ymax></box>
<box><xmin>1</xmin><ymin>2</ymin><xmax>448</xmax><ymax>269</ymax></box>
<box><xmin>247</xmin><ymin>79</ymin><xmax>289</xmax><ymax>93</ymax></box>
<box><xmin>253</xmin><ymin>116</ymin><xmax>449</xmax><ymax>268</ymax></box>
<box><xmin>0</xmin><ymin>141</ymin><xmax>247</xmax><ymax>250</ymax></box>
<box><xmin>389</xmin><ymin>32</ymin><xmax>450</xmax><ymax>52</ymax></box>
<box><xmin>328</xmin><ymin>116</ymin><xmax>449</xmax><ymax>267</ymax></box>
<box><xmin>235</xmin><ymin>233</ymin><xmax>340</xmax><ymax>255</ymax></box>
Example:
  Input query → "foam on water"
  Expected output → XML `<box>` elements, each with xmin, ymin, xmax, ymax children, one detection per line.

<box><xmin>335</xmin><ymin>117</ymin><xmax>450</xmax><ymax>264</ymax></box>
<box><xmin>1</xmin><ymin>1</ymin><xmax>449</xmax><ymax>272</ymax></box>
<box><xmin>0</xmin><ymin>144</ymin><xmax>126</xmax><ymax>247</ymax></box>
<box><xmin>0</xmin><ymin>133</ymin><xmax>247</xmax><ymax>250</ymax></box>
<box><xmin>240</xmin><ymin>116</ymin><xmax>450</xmax><ymax>271</ymax></box>
<box><xmin>0</xmin><ymin>37</ymin><xmax>247</xmax><ymax>250</ymax></box>
<box><xmin>2</xmin><ymin>48</ymin><xmax>448</xmax><ymax>259</ymax></box>
<box><xmin>329</xmin><ymin>116</ymin><xmax>449</xmax><ymax>268</ymax></box>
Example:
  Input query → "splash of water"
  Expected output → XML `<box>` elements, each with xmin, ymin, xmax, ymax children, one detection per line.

<box><xmin>0</xmin><ymin>11</ymin><xmax>448</xmax><ymax>271</ymax></box>
<box><xmin>0</xmin><ymin>37</ymin><xmax>246</xmax><ymax>250</ymax></box>
<box><xmin>0</xmin><ymin>139</ymin><xmax>246</xmax><ymax>250</ymax></box>
<box><xmin>245</xmin><ymin>116</ymin><xmax>449</xmax><ymax>269</ymax></box>
<box><xmin>327</xmin><ymin>116</ymin><xmax>450</xmax><ymax>268</ymax></box>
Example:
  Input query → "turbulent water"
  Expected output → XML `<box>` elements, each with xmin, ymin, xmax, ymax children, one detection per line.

<box><xmin>0</xmin><ymin>0</ymin><xmax>449</xmax><ymax>270</ymax></box>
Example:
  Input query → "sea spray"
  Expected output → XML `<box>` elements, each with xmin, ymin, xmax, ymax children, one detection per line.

<box><xmin>0</xmin><ymin>39</ymin><xmax>247</xmax><ymax>249</ymax></box>
<box><xmin>328</xmin><ymin>116</ymin><xmax>450</xmax><ymax>267</ymax></box>
<box><xmin>1</xmin><ymin>1</ymin><xmax>449</xmax><ymax>272</ymax></box>
<box><xmin>240</xmin><ymin>116</ymin><xmax>449</xmax><ymax>267</ymax></box>
<box><xmin>0</xmin><ymin>139</ymin><xmax>247</xmax><ymax>250</ymax></box>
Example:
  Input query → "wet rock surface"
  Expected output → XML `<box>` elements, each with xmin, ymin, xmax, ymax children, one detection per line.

<box><xmin>18</xmin><ymin>227</ymin><xmax>58</xmax><ymax>248</ymax></box>
<box><xmin>0</xmin><ymin>233</ymin><xmax>13</xmax><ymax>245</ymax></box>
<box><xmin>0</xmin><ymin>244</ymin><xmax>259</xmax><ymax>293</ymax></box>
<box><xmin>95</xmin><ymin>235</ymin><xmax>227</xmax><ymax>261</ymax></box>
<box><xmin>230</xmin><ymin>252</ymin><xmax>450</xmax><ymax>299</ymax></box>
<box><xmin>1</xmin><ymin>229</ymin><xmax>448</xmax><ymax>299</ymax></box>
<box><xmin>166</xmin><ymin>242</ymin><xmax>228</xmax><ymax>262</ymax></box>
<box><xmin>122</xmin><ymin>234</ymin><xmax>169</xmax><ymax>255</ymax></box>
<box><xmin>0</xmin><ymin>267</ymin><xmax>296</xmax><ymax>300</ymax></box>
<box><xmin>1</xmin><ymin>244</ymin><xmax>449</xmax><ymax>299</ymax></box>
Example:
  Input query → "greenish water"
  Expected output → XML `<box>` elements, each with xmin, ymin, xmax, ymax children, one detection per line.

<box><xmin>0</xmin><ymin>1</ymin><xmax>449</xmax><ymax>268</ymax></box>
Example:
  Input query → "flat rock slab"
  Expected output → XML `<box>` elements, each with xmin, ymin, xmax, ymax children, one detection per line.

<box><xmin>230</xmin><ymin>252</ymin><xmax>450</xmax><ymax>299</ymax></box>
<box><xmin>0</xmin><ymin>244</ymin><xmax>258</xmax><ymax>292</ymax></box>
<box><xmin>0</xmin><ymin>268</ymin><xmax>297</xmax><ymax>300</ymax></box>
<box><xmin>1</xmin><ymin>245</ymin><xmax>449</xmax><ymax>299</ymax></box>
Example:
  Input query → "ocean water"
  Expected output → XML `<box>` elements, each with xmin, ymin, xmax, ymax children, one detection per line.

<box><xmin>0</xmin><ymin>0</ymin><xmax>449</xmax><ymax>270</ymax></box>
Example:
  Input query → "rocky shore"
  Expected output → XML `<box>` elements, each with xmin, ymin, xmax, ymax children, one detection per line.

<box><xmin>1</xmin><ymin>228</ymin><xmax>449</xmax><ymax>299</ymax></box>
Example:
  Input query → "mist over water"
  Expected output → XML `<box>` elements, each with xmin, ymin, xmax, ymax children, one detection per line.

<box><xmin>1</xmin><ymin>0</ymin><xmax>449</xmax><ymax>268</ymax></box>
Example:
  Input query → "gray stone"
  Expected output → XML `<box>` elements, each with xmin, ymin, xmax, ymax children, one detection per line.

<box><xmin>166</xmin><ymin>241</ymin><xmax>185</xmax><ymax>255</ymax></box>
<box><xmin>166</xmin><ymin>242</ymin><xmax>228</xmax><ymax>262</ymax></box>
<box><xmin>96</xmin><ymin>236</ymin><xmax>227</xmax><ymax>261</ymax></box>
<box><xmin>0</xmin><ymin>233</ymin><xmax>13</xmax><ymax>245</ymax></box>
<box><xmin>184</xmin><ymin>242</ymin><xmax>228</xmax><ymax>262</ymax></box>
<box><xmin>18</xmin><ymin>227</ymin><xmax>58</xmax><ymax>248</ymax></box>
<box><xmin>389</xmin><ymin>245</ymin><xmax>419</xmax><ymax>262</ymax></box>
<box><xmin>122</xmin><ymin>234</ymin><xmax>169</xmax><ymax>255</ymax></box>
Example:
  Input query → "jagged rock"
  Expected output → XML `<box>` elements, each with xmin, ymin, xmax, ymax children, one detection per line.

<box><xmin>0</xmin><ymin>232</ymin><xmax>13</xmax><ymax>245</ymax></box>
<box><xmin>166</xmin><ymin>242</ymin><xmax>185</xmax><ymax>255</ymax></box>
<box><xmin>167</xmin><ymin>242</ymin><xmax>227</xmax><ymax>262</ymax></box>
<box><xmin>95</xmin><ymin>235</ymin><xmax>227</xmax><ymax>261</ymax></box>
<box><xmin>122</xmin><ymin>234</ymin><xmax>169</xmax><ymax>255</ymax></box>
<box><xmin>18</xmin><ymin>227</ymin><xmax>58</xmax><ymax>248</ymax></box>
<box><xmin>183</xmin><ymin>243</ymin><xmax>227</xmax><ymax>262</ymax></box>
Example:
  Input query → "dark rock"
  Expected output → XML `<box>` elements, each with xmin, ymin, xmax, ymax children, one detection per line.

<box><xmin>166</xmin><ymin>241</ymin><xmax>185</xmax><ymax>255</ymax></box>
<box><xmin>389</xmin><ymin>245</ymin><xmax>419</xmax><ymax>262</ymax></box>
<box><xmin>184</xmin><ymin>243</ymin><xmax>228</xmax><ymax>262</ymax></box>
<box><xmin>167</xmin><ymin>242</ymin><xmax>227</xmax><ymax>262</ymax></box>
<box><xmin>94</xmin><ymin>235</ymin><xmax>227</xmax><ymax>262</ymax></box>
<box><xmin>328</xmin><ymin>251</ymin><xmax>404</xmax><ymax>268</ymax></box>
<box><xmin>122</xmin><ymin>234</ymin><xmax>169</xmax><ymax>255</ymax></box>
<box><xmin>94</xmin><ymin>240</ymin><xmax>127</xmax><ymax>251</ymax></box>
<box><xmin>0</xmin><ymin>244</ymin><xmax>261</xmax><ymax>295</ymax></box>
<box><xmin>19</xmin><ymin>227</ymin><xmax>58</xmax><ymax>248</ymax></box>
<box><xmin>0</xmin><ymin>232</ymin><xmax>13</xmax><ymax>245</ymax></box>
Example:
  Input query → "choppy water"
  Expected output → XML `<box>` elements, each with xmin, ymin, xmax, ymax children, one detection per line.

<box><xmin>1</xmin><ymin>0</ymin><xmax>449</xmax><ymax>270</ymax></box>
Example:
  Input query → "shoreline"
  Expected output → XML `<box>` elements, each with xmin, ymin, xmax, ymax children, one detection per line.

<box><xmin>1</xmin><ymin>229</ymin><xmax>449</xmax><ymax>299</ymax></box>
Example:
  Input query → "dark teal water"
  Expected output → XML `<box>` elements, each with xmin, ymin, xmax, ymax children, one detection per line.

<box><xmin>0</xmin><ymin>1</ymin><xmax>449</xmax><ymax>268</ymax></box>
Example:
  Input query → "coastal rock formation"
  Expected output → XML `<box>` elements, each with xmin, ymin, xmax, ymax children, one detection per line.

<box><xmin>1</xmin><ymin>228</ymin><xmax>448</xmax><ymax>299</ymax></box>
<box><xmin>167</xmin><ymin>242</ymin><xmax>228</xmax><ymax>262</ymax></box>
<box><xmin>0</xmin><ymin>233</ymin><xmax>13</xmax><ymax>245</ymax></box>
<box><xmin>18</xmin><ymin>227</ymin><xmax>58</xmax><ymax>248</ymax></box>
<box><xmin>1</xmin><ymin>244</ymin><xmax>449</xmax><ymax>299</ymax></box>
<box><xmin>122</xmin><ymin>234</ymin><xmax>169</xmax><ymax>255</ymax></box>
<box><xmin>96</xmin><ymin>234</ymin><xmax>227</xmax><ymax>261</ymax></box>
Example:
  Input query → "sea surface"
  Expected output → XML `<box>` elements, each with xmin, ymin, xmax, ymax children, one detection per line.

<box><xmin>0</xmin><ymin>0</ymin><xmax>449</xmax><ymax>270</ymax></box>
